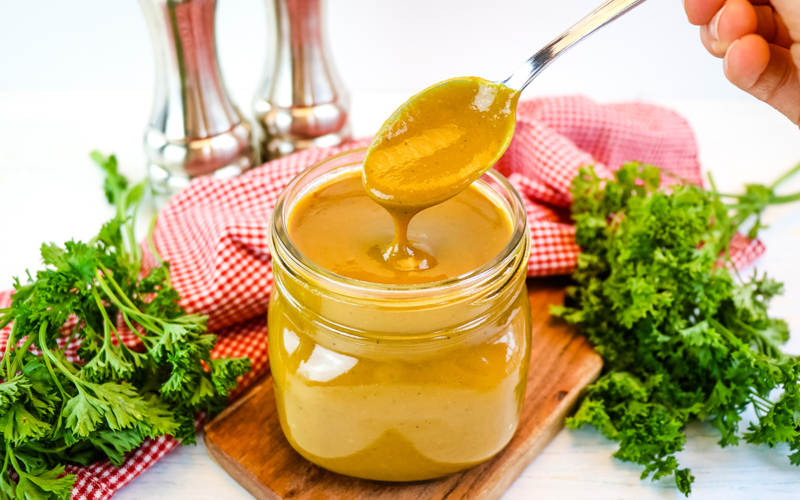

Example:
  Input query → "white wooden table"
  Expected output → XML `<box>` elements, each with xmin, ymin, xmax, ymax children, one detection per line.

<box><xmin>2</xmin><ymin>90</ymin><xmax>800</xmax><ymax>499</ymax></box>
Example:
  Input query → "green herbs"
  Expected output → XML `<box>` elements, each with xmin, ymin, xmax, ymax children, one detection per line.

<box><xmin>554</xmin><ymin>162</ymin><xmax>800</xmax><ymax>496</ymax></box>
<box><xmin>0</xmin><ymin>152</ymin><xmax>251</xmax><ymax>500</ymax></box>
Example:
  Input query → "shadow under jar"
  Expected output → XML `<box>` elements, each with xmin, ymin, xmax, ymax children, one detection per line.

<box><xmin>267</xmin><ymin>148</ymin><xmax>532</xmax><ymax>482</ymax></box>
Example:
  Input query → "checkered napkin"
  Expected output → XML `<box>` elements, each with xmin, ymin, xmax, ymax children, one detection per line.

<box><xmin>0</xmin><ymin>95</ymin><xmax>764</xmax><ymax>499</ymax></box>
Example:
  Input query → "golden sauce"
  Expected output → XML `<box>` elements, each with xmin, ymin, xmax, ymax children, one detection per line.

<box><xmin>362</xmin><ymin>77</ymin><xmax>519</xmax><ymax>271</ymax></box>
<box><xmin>288</xmin><ymin>173</ymin><xmax>513</xmax><ymax>285</ymax></box>
<box><xmin>269</xmin><ymin>281</ymin><xmax>531</xmax><ymax>481</ymax></box>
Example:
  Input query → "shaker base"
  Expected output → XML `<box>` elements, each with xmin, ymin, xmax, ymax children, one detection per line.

<box><xmin>148</xmin><ymin>158</ymin><xmax>251</xmax><ymax>208</ymax></box>
<box><xmin>261</xmin><ymin>127</ymin><xmax>351</xmax><ymax>159</ymax></box>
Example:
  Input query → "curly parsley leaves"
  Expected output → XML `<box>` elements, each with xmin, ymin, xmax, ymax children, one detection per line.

<box><xmin>555</xmin><ymin>162</ymin><xmax>800</xmax><ymax>495</ymax></box>
<box><xmin>0</xmin><ymin>152</ymin><xmax>251</xmax><ymax>500</ymax></box>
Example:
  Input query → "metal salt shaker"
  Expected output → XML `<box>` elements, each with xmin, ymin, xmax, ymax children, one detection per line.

<box><xmin>254</xmin><ymin>0</ymin><xmax>351</xmax><ymax>159</ymax></box>
<box><xmin>139</xmin><ymin>0</ymin><xmax>256</xmax><ymax>203</ymax></box>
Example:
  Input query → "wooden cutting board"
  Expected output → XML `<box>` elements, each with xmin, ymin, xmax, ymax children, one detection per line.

<box><xmin>204</xmin><ymin>276</ymin><xmax>602</xmax><ymax>500</ymax></box>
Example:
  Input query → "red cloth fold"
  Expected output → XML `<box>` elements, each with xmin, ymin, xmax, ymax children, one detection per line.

<box><xmin>0</xmin><ymin>96</ymin><xmax>764</xmax><ymax>499</ymax></box>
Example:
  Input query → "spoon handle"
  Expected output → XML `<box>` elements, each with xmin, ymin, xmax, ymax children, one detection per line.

<box><xmin>502</xmin><ymin>0</ymin><xmax>647</xmax><ymax>92</ymax></box>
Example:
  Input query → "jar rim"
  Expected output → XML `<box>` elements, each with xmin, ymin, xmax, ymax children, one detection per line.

<box><xmin>269</xmin><ymin>147</ymin><xmax>530</xmax><ymax>302</ymax></box>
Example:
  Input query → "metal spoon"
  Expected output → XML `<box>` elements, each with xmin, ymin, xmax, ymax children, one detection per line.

<box><xmin>503</xmin><ymin>0</ymin><xmax>648</xmax><ymax>92</ymax></box>
<box><xmin>363</xmin><ymin>0</ymin><xmax>649</xmax><ymax>220</ymax></box>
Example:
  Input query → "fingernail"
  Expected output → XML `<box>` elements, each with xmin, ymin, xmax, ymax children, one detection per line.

<box><xmin>723</xmin><ymin>38</ymin><xmax>739</xmax><ymax>76</ymax></box>
<box><xmin>709</xmin><ymin>4</ymin><xmax>726</xmax><ymax>42</ymax></box>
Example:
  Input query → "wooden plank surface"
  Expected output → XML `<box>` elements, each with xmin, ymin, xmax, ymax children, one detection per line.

<box><xmin>204</xmin><ymin>276</ymin><xmax>602</xmax><ymax>500</ymax></box>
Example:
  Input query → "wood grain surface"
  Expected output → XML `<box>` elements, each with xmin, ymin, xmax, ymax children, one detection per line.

<box><xmin>204</xmin><ymin>276</ymin><xmax>602</xmax><ymax>500</ymax></box>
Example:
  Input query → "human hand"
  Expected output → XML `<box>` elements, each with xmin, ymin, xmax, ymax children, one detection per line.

<box><xmin>684</xmin><ymin>0</ymin><xmax>800</xmax><ymax>125</ymax></box>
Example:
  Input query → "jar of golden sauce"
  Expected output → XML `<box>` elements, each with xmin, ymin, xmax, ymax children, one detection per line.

<box><xmin>267</xmin><ymin>148</ymin><xmax>531</xmax><ymax>481</ymax></box>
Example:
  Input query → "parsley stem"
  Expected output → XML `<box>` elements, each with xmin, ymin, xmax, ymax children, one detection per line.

<box><xmin>96</xmin><ymin>266</ymin><xmax>197</xmax><ymax>337</ymax></box>
<box><xmin>90</xmin><ymin>287</ymin><xmax>117</xmax><ymax>348</ymax></box>
<box><xmin>22</xmin><ymin>442</ymin><xmax>70</xmax><ymax>454</ymax></box>
<box><xmin>708</xmin><ymin>171</ymin><xmax>720</xmax><ymax>195</ymax></box>
<box><xmin>37</xmin><ymin>323</ymin><xmax>70</xmax><ymax>402</ymax></box>
<box><xmin>147</xmin><ymin>215</ymin><xmax>165</xmax><ymax>269</ymax></box>
<box><xmin>112</xmin><ymin>184</ymin><xmax>129</xmax><ymax>264</ymax></box>
<box><xmin>64</xmin><ymin>326</ymin><xmax>80</xmax><ymax>353</ymax></box>
<box><xmin>94</xmin><ymin>271</ymin><xmax>162</xmax><ymax>334</ymax></box>
<box><xmin>5</xmin><ymin>444</ymin><xmax>21</xmax><ymax>476</ymax></box>
<box><xmin>121</xmin><ymin>311</ymin><xmax>148</xmax><ymax>344</ymax></box>
<box><xmin>128</xmin><ymin>187</ymin><xmax>142</xmax><ymax>271</ymax></box>
<box><xmin>42</xmin><ymin>347</ymin><xmax>82</xmax><ymax>389</ymax></box>
<box><xmin>749</xmin><ymin>398</ymin><xmax>772</xmax><ymax>414</ymax></box>
<box><xmin>708</xmin><ymin>318</ymin><xmax>742</xmax><ymax>347</ymax></box>
<box><xmin>3</xmin><ymin>321</ymin><xmax>16</xmax><ymax>380</ymax></box>
<box><xmin>9</xmin><ymin>333</ymin><xmax>36</xmax><ymax>376</ymax></box>
<box><xmin>90</xmin><ymin>285</ymin><xmax>147</xmax><ymax>373</ymax></box>
<box><xmin>750</xmin><ymin>393</ymin><xmax>773</xmax><ymax>407</ymax></box>
<box><xmin>770</xmin><ymin>191</ymin><xmax>800</xmax><ymax>204</ymax></box>
<box><xmin>769</xmin><ymin>162</ymin><xmax>800</xmax><ymax>191</ymax></box>
<box><xmin>40</xmin><ymin>352</ymin><xmax>65</xmax><ymax>398</ymax></box>
<box><xmin>1</xmin><ymin>443</ymin><xmax>8</xmax><ymax>477</ymax></box>
<box><xmin>734</xmin><ymin>318</ymin><xmax>786</xmax><ymax>359</ymax></box>
<box><xmin>96</xmin><ymin>264</ymin><xmax>143</xmax><ymax>312</ymax></box>
<box><xmin>94</xmin><ymin>272</ymin><xmax>189</xmax><ymax>362</ymax></box>
<box><xmin>0</xmin><ymin>313</ymin><xmax>12</xmax><ymax>334</ymax></box>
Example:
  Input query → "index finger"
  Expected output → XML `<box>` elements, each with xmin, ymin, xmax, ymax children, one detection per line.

<box><xmin>685</xmin><ymin>0</ymin><xmax>774</xmax><ymax>25</ymax></box>
<box><xmin>685</xmin><ymin>0</ymin><xmax>727</xmax><ymax>25</ymax></box>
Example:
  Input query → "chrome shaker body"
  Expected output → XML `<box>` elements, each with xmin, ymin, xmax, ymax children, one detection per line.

<box><xmin>254</xmin><ymin>0</ymin><xmax>350</xmax><ymax>159</ymax></box>
<box><xmin>140</xmin><ymin>0</ymin><xmax>255</xmax><ymax>201</ymax></box>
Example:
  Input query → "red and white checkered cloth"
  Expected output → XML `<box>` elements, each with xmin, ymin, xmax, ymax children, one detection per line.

<box><xmin>0</xmin><ymin>95</ymin><xmax>764</xmax><ymax>499</ymax></box>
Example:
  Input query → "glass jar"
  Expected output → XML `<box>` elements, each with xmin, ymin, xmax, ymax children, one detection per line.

<box><xmin>267</xmin><ymin>148</ymin><xmax>531</xmax><ymax>481</ymax></box>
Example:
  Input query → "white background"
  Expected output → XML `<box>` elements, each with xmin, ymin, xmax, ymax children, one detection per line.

<box><xmin>3</xmin><ymin>1</ymin><xmax>800</xmax><ymax>499</ymax></box>
<box><xmin>1</xmin><ymin>0</ymin><xmax>751</xmax><ymax>101</ymax></box>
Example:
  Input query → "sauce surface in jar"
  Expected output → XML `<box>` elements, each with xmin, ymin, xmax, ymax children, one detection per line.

<box><xmin>288</xmin><ymin>173</ymin><xmax>513</xmax><ymax>285</ymax></box>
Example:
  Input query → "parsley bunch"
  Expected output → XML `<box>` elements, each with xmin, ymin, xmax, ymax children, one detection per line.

<box><xmin>554</xmin><ymin>162</ymin><xmax>800</xmax><ymax>495</ymax></box>
<box><xmin>0</xmin><ymin>153</ymin><xmax>251</xmax><ymax>500</ymax></box>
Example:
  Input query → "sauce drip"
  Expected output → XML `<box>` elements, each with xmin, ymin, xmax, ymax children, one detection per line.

<box><xmin>288</xmin><ymin>174</ymin><xmax>512</xmax><ymax>285</ymax></box>
<box><xmin>363</xmin><ymin>77</ymin><xmax>519</xmax><ymax>272</ymax></box>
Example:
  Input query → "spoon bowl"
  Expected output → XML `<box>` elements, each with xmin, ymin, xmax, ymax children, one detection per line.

<box><xmin>364</xmin><ymin>0</ymin><xmax>648</xmax><ymax>210</ymax></box>
<box><xmin>361</xmin><ymin>0</ymin><xmax>648</xmax><ymax>272</ymax></box>
<box><xmin>363</xmin><ymin>77</ymin><xmax>519</xmax><ymax>211</ymax></box>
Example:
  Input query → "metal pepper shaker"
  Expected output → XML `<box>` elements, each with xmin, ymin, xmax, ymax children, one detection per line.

<box><xmin>139</xmin><ymin>0</ymin><xmax>256</xmax><ymax>202</ymax></box>
<box><xmin>254</xmin><ymin>0</ymin><xmax>351</xmax><ymax>159</ymax></box>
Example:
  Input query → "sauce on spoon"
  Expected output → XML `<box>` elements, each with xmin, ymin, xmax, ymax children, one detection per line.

<box><xmin>362</xmin><ymin>77</ymin><xmax>520</xmax><ymax>271</ymax></box>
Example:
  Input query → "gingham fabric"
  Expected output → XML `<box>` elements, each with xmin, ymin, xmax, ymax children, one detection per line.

<box><xmin>0</xmin><ymin>95</ymin><xmax>764</xmax><ymax>499</ymax></box>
